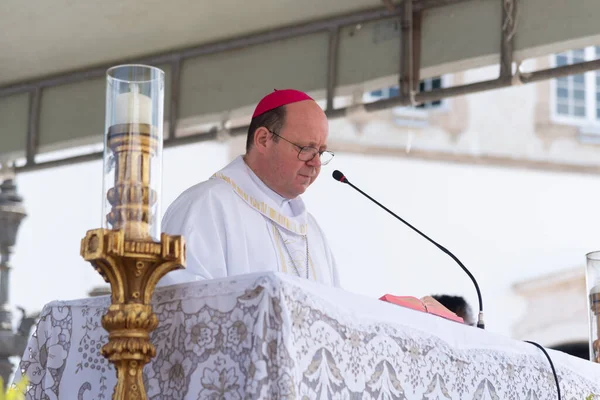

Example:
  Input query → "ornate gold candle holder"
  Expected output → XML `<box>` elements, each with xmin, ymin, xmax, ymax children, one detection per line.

<box><xmin>81</xmin><ymin>65</ymin><xmax>185</xmax><ymax>399</ymax></box>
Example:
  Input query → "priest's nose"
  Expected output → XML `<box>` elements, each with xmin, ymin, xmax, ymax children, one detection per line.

<box><xmin>307</xmin><ymin>154</ymin><xmax>322</xmax><ymax>167</ymax></box>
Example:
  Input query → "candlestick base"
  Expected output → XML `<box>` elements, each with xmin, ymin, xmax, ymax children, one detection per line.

<box><xmin>81</xmin><ymin>228</ymin><xmax>185</xmax><ymax>399</ymax></box>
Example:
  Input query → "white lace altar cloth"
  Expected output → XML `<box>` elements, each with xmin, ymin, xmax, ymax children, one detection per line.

<box><xmin>14</xmin><ymin>272</ymin><xmax>600</xmax><ymax>399</ymax></box>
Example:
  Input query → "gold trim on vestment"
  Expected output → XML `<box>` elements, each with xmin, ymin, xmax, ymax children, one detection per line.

<box><xmin>214</xmin><ymin>173</ymin><xmax>308</xmax><ymax>235</ymax></box>
<box><xmin>271</xmin><ymin>223</ymin><xmax>288</xmax><ymax>274</ymax></box>
<box><xmin>308</xmin><ymin>254</ymin><xmax>317</xmax><ymax>281</ymax></box>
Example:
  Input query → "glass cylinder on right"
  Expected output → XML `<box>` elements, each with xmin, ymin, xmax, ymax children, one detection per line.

<box><xmin>586</xmin><ymin>251</ymin><xmax>600</xmax><ymax>363</ymax></box>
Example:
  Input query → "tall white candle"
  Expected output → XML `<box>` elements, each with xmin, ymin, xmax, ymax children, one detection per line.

<box><xmin>114</xmin><ymin>84</ymin><xmax>153</xmax><ymax>125</ymax></box>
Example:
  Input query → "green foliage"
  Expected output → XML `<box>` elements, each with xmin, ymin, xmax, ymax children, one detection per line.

<box><xmin>0</xmin><ymin>376</ymin><xmax>27</xmax><ymax>400</ymax></box>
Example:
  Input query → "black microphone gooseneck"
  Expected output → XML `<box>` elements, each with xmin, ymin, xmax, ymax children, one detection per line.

<box><xmin>332</xmin><ymin>169</ymin><xmax>485</xmax><ymax>329</ymax></box>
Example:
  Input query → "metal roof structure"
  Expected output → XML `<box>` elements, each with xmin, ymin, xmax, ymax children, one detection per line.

<box><xmin>1</xmin><ymin>0</ymin><xmax>600</xmax><ymax>172</ymax></box>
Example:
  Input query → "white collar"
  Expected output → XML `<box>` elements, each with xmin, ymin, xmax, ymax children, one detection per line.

<box><xmin>211</xmin><ymin>156</ymin><xmax>308</xmax><ymax>235</ymax></box>
<box><xmin>244</xmin><ymin>159</ymin><xmax>293</xmax><ymax>209</ymax></box>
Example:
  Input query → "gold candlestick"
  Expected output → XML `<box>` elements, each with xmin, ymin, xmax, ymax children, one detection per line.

<box><xmin>104</xmin><ymin>123</ymin><xmax>159</xmax><ymax>241</ymax></box>
<box><xmin>82</xmin><ymin>65</ymin><xmax>185</xmax><ymax>399</ymax></box>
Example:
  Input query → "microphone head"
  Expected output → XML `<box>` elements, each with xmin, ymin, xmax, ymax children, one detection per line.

<box><xmin>332</xmin><ymin>170</ymin><xmax>348</xmax><ymax>183</ymax></box>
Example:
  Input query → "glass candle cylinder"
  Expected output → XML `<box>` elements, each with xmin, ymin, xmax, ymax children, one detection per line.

<box><xmin>586</xmin><ymin>251</ymin><xmax>600</xmax><ymax>363</ymax></box>
<box><xmin>102</xmin><ymin>65</ymin><xmax>164</xmax><ymax>241</ymax></box>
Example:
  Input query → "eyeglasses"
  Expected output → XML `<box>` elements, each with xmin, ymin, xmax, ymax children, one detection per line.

<box><xmin>267</xmin><ymin>130</ymin><xmax>335</xmax><ymax>165</ymax></box>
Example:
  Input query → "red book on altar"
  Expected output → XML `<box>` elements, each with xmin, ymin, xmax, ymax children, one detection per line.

<box><xmin>379</xmin><ymin>294</ymin><xmax>464</xmax><ymax>324</ymax></box>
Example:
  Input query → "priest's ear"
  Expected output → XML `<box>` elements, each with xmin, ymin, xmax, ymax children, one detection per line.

<box><xmin>251</xmin><ymin>126</ymin><xmax>272</xmax><ymax>153</ymax></box>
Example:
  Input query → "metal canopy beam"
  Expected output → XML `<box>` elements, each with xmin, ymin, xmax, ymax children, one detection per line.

<box><xmin>2</xmin><ymin>0</ymin><xmax>600</xmax><ymax>172</ymax></box>
<box><xmin>499</xmin><ymin>0</ymin><xmax>516</xmax><ymax>80</ymax></box>
<box><xmin>16</xmin><ymin>56</ymin><xmax>600</xmax><ymax>174</ymax></box>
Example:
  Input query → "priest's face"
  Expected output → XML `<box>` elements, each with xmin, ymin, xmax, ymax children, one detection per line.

<box><xmin>267</xmin><ymin>100</ymin><xmax>329</xmax><ymax>198</ymax></box>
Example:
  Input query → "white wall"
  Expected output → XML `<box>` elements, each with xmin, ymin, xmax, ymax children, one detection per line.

<box><xmin>10</xmin><ymin>141</ymin><xmax>230</xmax><ymax>318</ymax></box>
<box><xmin>304</xmin><ymin>152</ymin><xmax>600</xmax><ymax>337</ymax></box>
<box><xmin>10</xmin><ymin>141</ymin><xmax>600</xmax><ymax>339</ymax></box>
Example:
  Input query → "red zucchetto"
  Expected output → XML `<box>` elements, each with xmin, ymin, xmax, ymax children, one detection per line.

<box><xmin>252</xmin><ymin>89</ymin><xmax>314</xmax><ymax>118</ymax></box>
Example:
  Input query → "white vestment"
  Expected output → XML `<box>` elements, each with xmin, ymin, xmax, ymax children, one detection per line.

<box><xmin>158</xmin><ymin>156</ymin><xmax>340</xmax><ymax>287</ymax></box>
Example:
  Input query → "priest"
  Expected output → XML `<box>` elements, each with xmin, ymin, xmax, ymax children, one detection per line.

<box><xmin>158</xmin><ymin>89</ymin><xmax>340</xmax><ymax>287</ymax></box>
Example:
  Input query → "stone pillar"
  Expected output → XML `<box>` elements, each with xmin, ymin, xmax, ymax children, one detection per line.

<box><xmin>0</xmin><ymin>178</ymin><xmax>27</xmax><ymax>386</ymax></box>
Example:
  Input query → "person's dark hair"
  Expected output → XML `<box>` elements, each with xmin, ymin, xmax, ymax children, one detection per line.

<box><xmin>246</xmin><ymin>106</ymin><xmax>287</xmax><ymax>152</ymax></box>
<box><xmin>432</xmin><ymin>294</ymin><xmax>475</xmax><ymax>325</ymax></box>
<box><xmin>551</xmin><ymin>342</ymin><xmax>589</xmax><ymax>360</ymax></box>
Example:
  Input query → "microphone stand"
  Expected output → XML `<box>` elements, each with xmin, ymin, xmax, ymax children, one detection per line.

<box><xmin>332</xmin><ymin>170</ymin><xmax>485</xmax><ymax>329</ymax></box>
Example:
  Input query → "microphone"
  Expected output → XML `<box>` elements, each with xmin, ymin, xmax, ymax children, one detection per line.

<box><xmin>332</xmin><ymin>170</ymin><xmax>485</xmax><ymax>329</ymax></box>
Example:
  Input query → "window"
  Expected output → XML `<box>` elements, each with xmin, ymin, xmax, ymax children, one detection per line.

<box><xmin>364</xmin><ymin>77</ymin><xmax>445</xmax><ymax>110</ymax></box>
<box><xmin>552</xmin><ymin>46</ymin><xmax>600</xmax><ymax>124</ymax></box>
<box><xmin>367</xmin><ymin>86</ymin><xmax>399</xmax><ymax>100</ymax></box>
<box><xmin>416</xmin><ymin>78</ymin><xmax>443</xmax><ymax>109</ymax></box>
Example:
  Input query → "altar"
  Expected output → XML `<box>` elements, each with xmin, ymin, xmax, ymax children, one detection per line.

<box><xmin>15</xmin><ymin>272</ymin><xmax>600</xmax><ymax>399</ymax></box>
